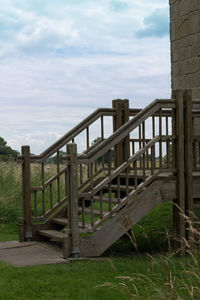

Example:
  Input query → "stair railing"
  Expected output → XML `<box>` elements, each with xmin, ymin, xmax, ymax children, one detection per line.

<box><xmin>18</xmin><ymin>107</ymin><xmax>116</xmax><ymax>240</ymax></box>
<box><xmin>75</xmin><ymin>99</ymin><xmax>176</xmax><ymax>233</ymax></box>
<box><xmin>19</xmin><ymin>92</ymin><xmax>200</xmax><ymax>243</ymax></box>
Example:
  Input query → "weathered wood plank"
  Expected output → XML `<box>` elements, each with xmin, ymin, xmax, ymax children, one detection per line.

<box><xmin>80</xmin><ymin>181</ymin><xmax>162</xmax><ymax>257</ymax></box>
<box><xmin>184</xmin><ymin>90</ymin><xmax>193</xmax><ymax>242</ymax></box>
<box><xmin>67</xmin><ymin>143</ymin><xmax>80</xmax><ymax>257</ymax></box>
<box><xmin>174</xmin><ymin>90</ymin><xmax>186</xmax><ymax>254</ymax></box>
<box><xmin>21</xmin><ymin>145</ymin><xmax>32</xmax><ymax>241</ymax></box>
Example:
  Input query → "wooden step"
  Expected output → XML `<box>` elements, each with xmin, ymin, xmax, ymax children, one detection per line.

<box><xmin>52</xmin><ymin>218</ymin><xmax>93</xmax><ymax>233</ymax></box>
<box><xmin>39</xmin><ymin>230</ymin><xmax>66</xmax><ymax>241</ymax></box>
<box><xmin>103</xmin><ymin>184</ymin><xmax>135</xmax><ymax>191</ymax></box>
<box><xmin>78</xmin><ymin>207</ymin><xmax>102</xmax><ymax>216</ymax></box>
<box><xmin>52</xmin><ymin>218</ymin><xmax>68</xmax><ymax>226</ymax></box>
<box><xmin>93</xmin><ymin>196</ymin><xmax>119</xmax><ymax>204</ymax></box>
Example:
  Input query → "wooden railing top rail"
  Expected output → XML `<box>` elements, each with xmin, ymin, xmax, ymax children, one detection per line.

<box><xmin>18</xmin><ymin>108</ymin><xmax>115</xmax><ymax>163</ymax></box>
<box><xmin>78</xmin><ymin>99</ymin><xmax>175</xmax><ymax>163</ymax></box>
<box><xmin>18</xmin><ymin>98</ymin><xmax>200</xmax><ymax>164</ymax></box>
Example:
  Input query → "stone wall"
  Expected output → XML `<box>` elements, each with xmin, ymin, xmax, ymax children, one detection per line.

<box><xmin>170</xmin><ymin>0</ymin><xmax>200</xmax><ymax>99</ymax></box>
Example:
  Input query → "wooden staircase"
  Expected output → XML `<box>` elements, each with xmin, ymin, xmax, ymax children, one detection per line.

<box><xmin>18</xmin><ymin>90</ymin><xmax>200</xmax><ymax>258</ymax></box>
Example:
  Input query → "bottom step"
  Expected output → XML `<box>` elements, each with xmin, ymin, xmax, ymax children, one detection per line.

<box><xmin>39</xmin><ymin>230</ymin><xmax>68</xmax><ymax>241</ymax></box>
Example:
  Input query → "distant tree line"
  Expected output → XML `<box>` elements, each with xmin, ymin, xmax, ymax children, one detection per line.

<box><xmin>0</xmin><ymin>137</ymin><xmax>19</xmax><ymax>161</ymax></box>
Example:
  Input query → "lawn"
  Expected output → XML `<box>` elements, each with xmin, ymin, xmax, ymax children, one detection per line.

<box><xmin>0</xmin><ymin>247</ymin><xmax>200</xmax><ymax>300</ymax></box>
<box><xmin>0</xmin><ymin>202</ymin><xmax>200</xmax><ymax>299</ymax></box>
<box><xmin>1</xmin><ymin>162</ymin><xmax>200</xmax><ymax>299</ymax></box>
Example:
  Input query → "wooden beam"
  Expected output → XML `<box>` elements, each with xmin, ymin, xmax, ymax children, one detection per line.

<box><xmin>184</xmin><ymin>90</ymin><xmax>193</xmax><ymax>241</ymax></box>
<box><xmin>67</xmin><ymin>143</ymin><xmax>80</xmax><ymax>258</ymax></box>
<box><xmin>112</xmin><ymin>99</ymin><xmax>130</xmax><ymax>166</ymax></box>
<box><xmin>174</xmin><ymin>90</ymin><xmax>186</xmax><ymax>255</ymax></box>
<box><xmin>21</xmin><ymin>145</ymin><xmax>32</xmax><ymax>241</ymax></box>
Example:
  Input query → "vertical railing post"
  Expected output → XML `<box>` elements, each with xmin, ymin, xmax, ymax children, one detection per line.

<box><xmin>67</xmin><ymin>143</ymin><xmax>80</xmax><ymax>258</ymax></box>
<box><xmin>112</xmin><ymin>99</ymin><xmax>130</xmax><ymax>167</ymax></box>
<box><xmin>183</xmin><ymin>89</ymin><xmax>193</xmax><ymax>242</ymax></box>
<box><xmin>21</xmin><ymin>145</ymin><xmax>32</xmax><ymax>241</ymax></box>
<box><xmin>173</xmin><ymin>90</ymin><xmax>186</xmax><ymax>255</ymax></box>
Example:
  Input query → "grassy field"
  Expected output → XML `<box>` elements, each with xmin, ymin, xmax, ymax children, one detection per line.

<box><xmin>1</xmin><ymin>162</ymin><xmax>200</xmax><ymax>299</ymax></box>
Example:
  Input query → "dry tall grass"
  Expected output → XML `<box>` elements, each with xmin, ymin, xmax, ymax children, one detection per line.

<box><xmin>96</xmin><ymin>209</ymin><xmax>200</xmax><ymax>299</ymax></box>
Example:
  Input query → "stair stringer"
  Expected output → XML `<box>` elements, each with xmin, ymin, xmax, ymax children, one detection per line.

<box><xmin>80</xmin><ymin>180</ymin><xmax>165</xmax><ymax>257</ymax></box>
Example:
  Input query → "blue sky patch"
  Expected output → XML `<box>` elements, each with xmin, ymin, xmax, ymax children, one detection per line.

<box><xmin>136</xmin><ymin>7</ymin><xmax>169</xmax><ymax>38</ymax></box>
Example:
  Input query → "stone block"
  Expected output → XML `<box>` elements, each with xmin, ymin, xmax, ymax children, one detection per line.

<box><xmin>181</xmin><ymin>57</ymin><xmax>200</xmax><ymax>75</ymax></box>
<box><xmin>172</xmin><ymin>76</ymin><xmax>184</xmax><ymax>89</ymax></box>
<box><xmin>170</xmin><ymin>0</ymin><xmax>200</xmax><ymax>20</ymax></box>
<box><xmin>183</xmin><ymin>72</ymin><xmax>200</xmax><ymax>88</ymax></box>
<box><xmin>192</xmin><ymin>87</ymin><xmax>200</xmax><ymax>99</ymax></box>
<box><xmin>174</xmin><ymin>11</ymin><xmax>200</xmax><ymax>40</ymax></box>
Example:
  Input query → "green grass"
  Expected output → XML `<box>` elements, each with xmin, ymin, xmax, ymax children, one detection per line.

<box><xmin>1</xmin><ymin>162</ymin><xmax>200</xmax><ymax>299</ymax></box>
<box><xmin>0</xmin><ymin>223</ymin><xmax>18</xmax><ymax>242</ymax></box>
<box><xmin>0</xmin><ymin>204</ymin><xmax>200</xmax><ymax>299</ymax></box>
<box><xmin>0</xmin><ymin>252</ymin><xmax>200</xmax><ymax>299</ymax></box>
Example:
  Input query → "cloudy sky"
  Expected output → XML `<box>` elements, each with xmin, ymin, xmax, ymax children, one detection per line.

<box><xmin>0</xmin><ymin>0</ymin><xmax>171</xmax><ymax>154</ymax></box>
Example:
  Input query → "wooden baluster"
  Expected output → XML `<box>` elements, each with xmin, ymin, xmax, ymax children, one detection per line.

<box><xmin>142</xmin><ymin>122</ymin><xmax>145</xmax><ymax>179</ymax></box>
<box><xmin>117</xmin><ymin>175</ymin><xmax>120</xmax><ymax>203</ymax></box>
<box><xmin>139</xmin><ymin>125</ymin><xmax>142</xmax><ymax>168</ymax></box>
<box><xmin>142</xmin><ymin>153</ymin><xmax>145</xmax><ymax>181</ymax></box>
<box><xmin>151</xmin><ymin>145</ymin><xmax>156</xmax><ymax>175</ymax></box>
<box><xmin>91</xmin><ymin>196</ymin><xmax>94</xmax><ymax>227</ymax></box>
<box><xmin>152</xmin><ymin>116</ymin><xmax>155</xmax><ymax>138</ymax></box>
<box><xmin>159</xmin><ymin>109</ymin><xmax>162</xmax><ymax>169</ymax></box>
<box><xmin>86</xmin><ymin>126</ymin><xmax>89</xmax><ymax>150</ymax></box>
<box><xmin>65</xmin><ymin>165</ymin><xmax>68</xmax><ymax>197</ymax></box>
<box><xmin>66</xmin><ymin>164</ymin><xmax>71</xmax><ymax>231</ymax></box>
<box><xmin>94</xmin><ymin>160</ymin><xmax>98</xmax><ymax>174</ymax></box>
<box><xmin>100</xmin><ymin>190</ymin><xmax>103</xmax><ymax>219</ymax></box>
<box><xmin>50</xmin><ymin>183</ymin><xmax>53</xmax><ymax>209</ymax></box>
<box><xmin>147</xmin><ymin>149</ymin><xmax>149</xmax><ymax>169</ymax></box>
<box><xmin>34</xmin><ymin>191</ymin><xmax>37</xmax><ymax>217</ymax></box>
<box><xmin>101</xmin><ymin>115</ymin><xmax>104</xmax><ymax>140</ymax></box>
<box><xmin>133</xmin><ymin>161</ymin><xmax>137</xmax><ymax>189</ymax></box>
<box><xmin>166</xmin><ymin>116</ymin><xmax>170</xmax><ymax>169</ymax></box>
<box><xmin>132</xmin><ymin>141</ymin><xmax>135</xmax><ymax>156</ymax></box>
<box><xmin>41</xmin><ymin>163</ymin><xmax>45</xmax><ymax>215</ymax></box>
<box><xmin>87</xmin><ymin>163</ymin><xmax>90</xmax><ymax>180</ymax></box>
<box><xmin>56</xmin><ymin>151</ymin><xmax>60</xmax><ymax>203</ymax></box>
<box><xmin>125</xmin><ymin>167</ymin><xmax>129</xmax><ymax>197</ymax></box>
<box><xmin>90</xmin><ymin>163</ymin><xmax>94</xmax><ymax>226</ymax></box>
<box><xmin>108</xmin><ymin>149</ymin><xmax>112</xmax><ymax>211</ymax></box>
<box><xmin>80</xmin><ymin>164</ymin><xmax>83</xmax><ymax>184</ymax></box>
<box><xmin>82</xmin><ymin>198</ymin><xmax>85</xmax><ymax>229</ymax></box>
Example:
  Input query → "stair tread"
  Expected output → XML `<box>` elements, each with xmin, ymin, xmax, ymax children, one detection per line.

<box><xmin>39</xmin><ymin>230</ymin><xmax>66</xmax><ymax>241</ymax></box>
<box><xmin>53</xmin><ymin>218</ymin><xmax>92</xmax><ymax>229</ymax></box>
<box><xmin>52</xmin><ymin>218</ymin><xmax>68</xmax><ymax>225</ymax></box>
<box><xmin>78</xmin><ymin>207</ymin><xmax>103</xmax><ymax>216</ymax></box>
<box><xmin>93</xmin><ymin>196</ymin><xmax>118</xmax><ymax>203</ymax></box>
<box><xmin>104</xmin><ymin>184</ymin><xmax>135</xmax><ymax>190</ymax></box>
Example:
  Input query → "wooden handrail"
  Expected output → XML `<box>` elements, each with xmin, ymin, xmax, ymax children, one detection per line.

<box><xmin>78</xmin><ymin>99</ymin><xmax>175</xmax><ymax>163</ymax></box>
<box><xmin>18</xmin><ymin>100</ymin><xmax>200</xmax><ymax>164</ymax></box>
<box><xmin>18</xmin><ymin>108</ymin><xmax>116</xmax><ymax>163</ymax></box>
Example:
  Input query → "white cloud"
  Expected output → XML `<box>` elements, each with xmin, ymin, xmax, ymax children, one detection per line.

<box><xmin>0</xmin><ymin>0</ymin><xmax>171</xmax><ymax>154</ymax></box>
